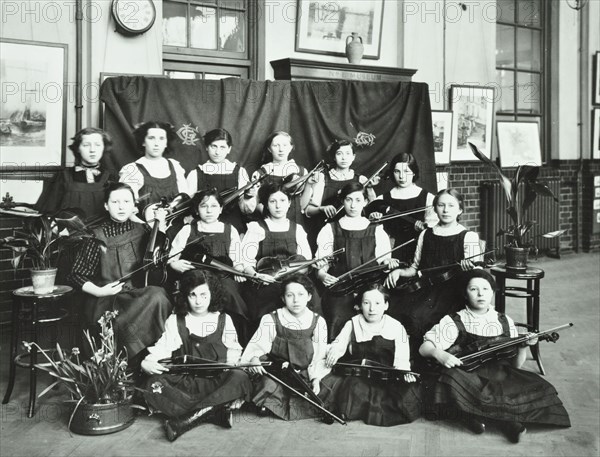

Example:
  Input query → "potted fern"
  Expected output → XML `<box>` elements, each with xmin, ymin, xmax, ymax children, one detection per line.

<box><xmin>469</xmin><ymin>143</ymin><xmax>564</xmax><ymax>270</ymax></box>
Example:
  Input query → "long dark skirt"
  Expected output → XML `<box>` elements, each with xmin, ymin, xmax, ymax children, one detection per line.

<box><xmin>426</xmin><ymin>360</ymin><xmax>570</xmax><ymax>427</ymax></box>
<box><xmin>81</xmin><ymin>286</ymin><xmax>173</xmax><ymax>359</ymax></box>
<box><xmin>319</xmin><ymin>373</ymin><xmax>422</xmax><ymax>426</ymax></box>
<box><xmin>144</xmin><ymin>370</ymin><xmax>252</xmax><ymax>418</ymax></box>
<box><xmin>251</xmin><ymin>374</ymin><xmax>320</xmax><ymax>421</ymax></box>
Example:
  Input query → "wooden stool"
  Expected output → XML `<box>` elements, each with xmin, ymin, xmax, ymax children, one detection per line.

<box><xmin>2</xmin><ymin>285</ymin><xmax>72</xmax><ymax>417</ymax></box>
<box><xmin>490</xmin><ymin>266</ymin><xmax>545</xmax><ymax>375</ymax></box>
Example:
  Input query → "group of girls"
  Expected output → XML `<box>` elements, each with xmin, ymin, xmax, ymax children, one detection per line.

<box><xmin>36</xmin><ymin>123</ymin><xmax>569</xmax><ymax>443</ymax></box>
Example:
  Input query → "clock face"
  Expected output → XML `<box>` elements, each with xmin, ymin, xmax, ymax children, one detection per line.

<box><xmin>113</xmin><ymin>0</ymin><xmax>156</xmax><ymax>34</ymax></box>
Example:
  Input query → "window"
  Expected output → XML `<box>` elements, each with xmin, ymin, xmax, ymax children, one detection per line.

<box><xmin>162</xmin><ymin>0</ymin><xmax>263</xmax><ymax>80</ymax></box>
<box><xmin>495</xmin><ymin>0</ymin><xmax>549</xmax><ymax>158</ymax></box>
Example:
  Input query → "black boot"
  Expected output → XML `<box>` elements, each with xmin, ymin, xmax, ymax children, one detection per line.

<box><xmin>164</xmin><ymin>406</ymin><xmax>214</xmax><ymax>442</ymax></box>
<box><xmin>503</xmin><ymin>421</ymin><xmax>527</xmax><ymax>443</ymax></box>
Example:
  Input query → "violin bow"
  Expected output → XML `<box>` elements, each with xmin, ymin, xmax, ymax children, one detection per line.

<box><xmin>188</xmin><ymin>255</ymin><xmax>274</xmax><ymax>284</ymax></box>
<box><xmin>334</xmin><ymin>360</ymin><xmax>421</xmax><ymax>379</ymax></box>
<box><xmin>327</xmin><ymin>238</ymin><xmax>416</xmax><ymax>288</ymax></box>
<box><xmin>458</xmin><ymin>323</ymin><xmax>574</xmax><ymax>365</ymax></box>
<box><xmin>416</xmin><ymin>249</ymin><xmax>497</xmax><ymax>276</ymax></box>
<box><xmin>262</xmin><ymin>371</ymin><xmax>346</xmax><ymax>425</ymax></box>
<box><xmin>273</xmin><ymin>248</ymin><xmax>345</xmax><ymax>280</ymax></box>
<box><xmin>325</xmin><ymin>161</ymin><xmax>389</xmax><ymax>223</ymax></box>
<box><xmin>281</xmin><ymin>160</ymin><xmax>327</xmax><ymax>193</ymax></box>
<box><xmin>115</xmin><ymin>235</ymin><xmax>211</xmax><ymax>284</ymax></box>
<box><xmin>222</xmin><ymin>169</ymin><xmax>272</xmax><ymax>207</ymax></box>
<box><xmin>369</xmin><ymin>205</ymin><xmax>433</xmax><ymax>224</ymax></box>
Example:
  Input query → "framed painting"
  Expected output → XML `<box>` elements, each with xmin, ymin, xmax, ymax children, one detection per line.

<box><xmin>449</xmin><ymin>85</ymin><xmax>495</xmax><ymax>162</ymax></box>
<box><xmin>0</xmin><ymin>38</ymin><xmax>67</xmax><ymax>171</ymax></box>
<box><xmin>431</xmin><ymin>110</ymin><xmax>453</xmax><ymax>165</ymax></box>
<box><xmin>594</xmin><ymin>51</ymin><xmax>600</xmax><ymax>105</ymax></box>
<box><xmin>295</xmin><ymin>0</ymin><xmax>384</xmax><ymax>60</ymax></box>
<box><xmin>497</xmin><ymin>121</ymin><xmax>542</xmax><ymax>167</ymax></box>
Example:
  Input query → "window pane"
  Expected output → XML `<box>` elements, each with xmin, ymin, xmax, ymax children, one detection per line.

<box><xmin>191</xmin><ymin>6</ymin><xmax>217</xmax><ymax>49</ymax></box>
<box><xmin>165</xmin><ymin>70</ymin><xmax>200</xmax><ymax>79</ymax></box>
<box><xmin>496</xmin><ymin>25</ymin><xmax>515</xmax><ymax>68</ymax></box>
<box><xmin>496</xmin><ymin>69</ymin><xmax>515</xmax><ymax>113</ymax></box>
<box><xmin>517</xmin><ymin>0</ymin><xmax>541</xmax><ymax>27</ymax></box>
<box><xmin>497</xmin><ymin>0</ymin><xmax>515</xmax><ymax>23</ymax></box>
<box><xmin>163</xmin><ymin>1</ymin><xmax>187</xmax><ymax>47</ymax></box>
<box><xmin>219</xmin><ymin>9</ymin><xmax>245</xmax><ymax>52</ymax></box>
<box><xmin>517</xmin><ymin>28</ymin><xmax>541</xmax><ymax>71</ymax></box>
<box><xmin>220</xmin><ymin>0</ymin><xmax>246</xmax><ymax>10</ymax></box>
<box><xmin>204</xmin><ymin>73</ymin><xmax>240</xmax><ymax>80</ymax></box>
<box><xmin>517</xmin><ymin>72</ymin><xmax>541</xmax><ymax>114</ymax></box>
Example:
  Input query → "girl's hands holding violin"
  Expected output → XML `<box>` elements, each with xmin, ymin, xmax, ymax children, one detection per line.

<box><xmin>319</xmin><ymin>205</ymin><xmax>338</xmax><ymax>219</ymax></box>
<box><xmin>311</xmin><ymin>378</ymin><xmax>320</xmax><ymax>395</ymax></box>
<box><xmin>414</xmin><ymin>220</ymin><xmax>427</xmax><ymax>231</ymax></box>
<box><xmin>384</xmin><ymin>267</ymin><xmax>414</xmax><ymax>289</ymax></box>
<box><xmin>90</xmin><ymin>281</ymin><xmax>124</xmax><ymax>297</ymax></box>
<box><xmin>522</xmin><ymin>333</ymin><xmax>539</xmax><ymax>346</ymax></box>
<box><xmin>169</xmin><ymin>259</ymin><xmax>195</xmax><ymax>273</ymax></box>
<box><xmin>248</xmin><ymin>356</ymin><xmax>267</xmax><ymax>375</ymax></box>
<box><xmin>459</xmin><ymin>259</ymin><xmax>476</xmax><ymax>271</ymax></box>
<box><xmin>313</xmin><ymin>259</ymin><xmax>329</xmax><ymax>270</ymax></box>
<box><xmin>433</xmin><ymin>349</ymin><xmax>462</xmax><ymax>369</ymax></box>
<box><xmin>382</xmin><ymin>258</ymin><xmax>401</xmax><ymax>270</ymax></box>
<box><xmin>141</xmin><ymin>359</ymin><xmax>169</xmax><ymax>375</ymax></box>
<box><xmin>368</xmin><ymin>212</ymin><xmax>383</xmax><ymax>222</ymax></box>
<box><xmin>404</xmin><ymin>373</ymin><xmax>418</xmax><ymax>383</ymax></box>
<box><xmin>233</xmin><ymin>264</ymin><xmax>247</xmax><ymax>283</ymax></box>
<box><xmin>325</xmin><ymin>346</ymin><xmax>343</xmax><ymax>368</ymax></box>
<box><xmin>317</xmin><ymin>269</ymin><xmax>339</xmax><ymax>287</ymax></box>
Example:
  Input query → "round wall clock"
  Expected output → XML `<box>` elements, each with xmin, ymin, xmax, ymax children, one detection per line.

<box><xmin>111</xmin><ymin>0</ymin><xmax>156</xmax><ymax>36</ymax></box>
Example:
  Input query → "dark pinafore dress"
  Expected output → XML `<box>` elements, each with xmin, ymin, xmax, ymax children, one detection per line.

<box><xmin>389</xmin><ymin>228</ymin><xmax>469</xmax><ymax>354</ymax></box>
<box><xmin>251</xmin><ymin>310</ymin><xmax>321</xmax><ymax>420</ymax></box>
<box><xmin>180</xmin><ymin>222</ymin><xmax>250</xmax><ymax>343</ymax></box>
<box><xmin>306</xmin><ymin>173</ymin><xmax>359</xmax><ymax>250</ymax></box>
<box><xmin>81</xmin><ymin>222</ymin><xmax>173</xmax><ymax>359</ymax></box>
<box><xmin>136</xmin><ymin>159</ymin><xmax>179</xmax><ymax>209</ymax></box>
<box><xmin>381</xmin><ymin>188</ymin><xmax>428</xmax><ymax>264</ymax></box>
<box><xmin>320</xmin><ymin>321</ymin><xmax>422</xmax><ymax>426</ymax></box>
<box><xmin>242</xmin><ymin>220</ymin><xmax>300</xmax><ymax>326</ymax></box>
<box><xmin>195</xmin><ymin>164</ymin><xmax>251</xmax><ymax>235</ymax></box>
<box><xmin>55</xmin><ymin>168</ymin><xmax>113</xmax><ymax>284</ymax></box>
<box><xmin>425</xmin><ymin>313</ymin><xmax>570</xmax><ymax>427</ymax></box>
<box><xmin>143</xmin><ymin>313</ymin><xmax>252</xmax><ymax>418</ymax></box>
<box><xmin>260</xmin><ymin>167</ymin><xmax>306</xmax><ymax>227</ymax></box>
<box><xmin>322</xmin><ymin>222</ymin><xmax>376</xmax><ymax>340</ymax></box>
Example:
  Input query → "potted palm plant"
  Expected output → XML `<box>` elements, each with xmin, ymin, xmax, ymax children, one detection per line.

<box><xmin>469</xmin><ymin>143</ymin><xmax>564</xmax><ymax>270</ymax></box>
<box><xmin>0</xmin><ymin>193</ymin><xmax>96</xmax><ymax>294</ymax></box>
<box><xmin>23</xmin><ymin>310</ymin><xmax>136</xmax><ymax>435</ymax></box>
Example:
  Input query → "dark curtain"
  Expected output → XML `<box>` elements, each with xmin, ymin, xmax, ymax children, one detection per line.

<box><xmin>100</xmin><ymin>77</ymin><xmax>436</xmax><ymax>193</ymax></box>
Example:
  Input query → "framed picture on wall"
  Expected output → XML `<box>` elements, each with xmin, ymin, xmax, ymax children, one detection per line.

<box><xmin>449</xmin><ymin>85</ymin><xmax>495</xmax><ymax>162</ymax></box>
<box><xmin>593</xmin><ymin>109</ymin><xmax>600</xmax><ymax>159</ymax></box>
<box><xmin>0</xmin><ymin>38</ymin><xmax>67</xmax><ymax>170</ymax></box>
<box><xmin>497</xmin><ymin>120</ymin><xmax>542</xmax><ymax>167</ymax></box>
<box><xmin>594</xmin><ymin>52</ymin><xmax>600</xmax><ymax>105</ymax></box>
<box><xmin>431</xmin><ymin>110</ymin><xmax>453</xmax><ymax>165</ymax></box>
<box><xmin>295</xmin><ymin>0</ymin><xmax>385</xmax><ymax>60</ymax></box>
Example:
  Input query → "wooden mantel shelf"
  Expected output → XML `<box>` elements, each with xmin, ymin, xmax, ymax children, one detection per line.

<box><xmin>270</xmin><ymin>58</ymin><xmax>417</xmax><ymax>82</ymax></box>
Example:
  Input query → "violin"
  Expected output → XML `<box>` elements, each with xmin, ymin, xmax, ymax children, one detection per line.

<box><xmin>325</xmin><ymin>161</ymin><xmax>389</xmax><ymax>223</ymax></box>
<box><xmin>221</xmin><ymin>169</ymin><xmax>271</xmax><ymax>209</ymax></box>
<box><xmin>332</xmin><ymin>359</ymin><xmax>420</xmax><ymax>383</ymax></box>
<box><xmin>393</xmin><ymin>250</ymin><xmax>496</xmax><ymax>294</ymax></box>
<box><xmin>447</xmin><ymin>323</ymin><xmax>573</xmax><ymax>372</ymax></box>
<box><xmin>158</xmin><ymin>355</ymin><xmax>272</xmax><ymax>377</ymax></box>
<box><xmin>189</xmin><ymin>253</ymin><xmax>269</xmax><ymax>285</ymax></box>
<box><xmin>326</xmin><ymin>239</ymin><xmax>416</xmax><ymax>296</ymax></box>
<box><xmin>366</xmin><ymin>203</ymin><xmax>432</xmax><ymax>227</ymax></box>
<box><xmin>281</xmin><ymin>160</ymin><xmax>328</xmax><ymax>196</ymax></box>
<box><xmin>256</xmin><ymin>248</ymin><xmax>345</xmax><ymax>281</ymax></box>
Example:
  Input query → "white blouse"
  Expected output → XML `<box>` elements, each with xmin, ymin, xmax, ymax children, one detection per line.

<box><xmin>186</xmin><ymin>160</ymin><xmax>250</xmax><ymax>195</ymax></box>
<box><xmin>423</xmin><ymin>308</ymin><xmax>519</xmax><ymax>350</ymax></box>
<box><xmin>146</xmin><ymin>312</ymin><xmax>243</xmax><ymax>364</ymax></box>
<box><xmin>329</xmin><ymin>314</ymin><xmax>411</xmax><ymax>371</ymax></box>
<box><xmin>168</xmin><ymin>221</ymin><xmax>242</xmax><ymax>267</ymax></box>
<box><xmin>240</xmin><ymin>218</ymin><xmax>312</xmax><ymax>269</ymax></box>
<box><xmin>316</xmin><ymin>216</ymin><xmax>391</xmax><ymax>263</ymax></box>
<box><xmin>119</xmin><ymin>157</ymin><xmax>188</xmax><ymax>199</ymax></box>
<box><xmin>240</xmin><ymin>308</ymin><xmax>329</xmax><ymax>381</ymax></box>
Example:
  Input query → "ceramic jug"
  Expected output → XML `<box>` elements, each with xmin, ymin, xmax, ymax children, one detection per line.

<box><xmin>345</xmin><ymin>33</ymin><xmax>364</xmax><ymax>64</ymax></box>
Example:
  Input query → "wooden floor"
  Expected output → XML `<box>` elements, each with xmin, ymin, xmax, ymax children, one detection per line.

<box><xmin>1</xmin><ymin>253</ymin><xmax>598</xmax><ymax>457</ymax></box>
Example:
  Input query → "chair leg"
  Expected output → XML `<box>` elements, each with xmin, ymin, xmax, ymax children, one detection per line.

<box><xmin>27</xmin><ymin>303</ymin><xmax>38</xmax><ymax>418</ymax></box>
<box><xmin>2</xmin><ymin>298</ymin><xmax>20</xmax><ymax>405</ymax></box>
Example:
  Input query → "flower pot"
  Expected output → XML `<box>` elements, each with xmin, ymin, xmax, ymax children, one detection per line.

<box><xmin>69</xmin><ymin>400</ymin><xmax>135</xmax><ymax>435</ymax></box>
<box><xmin>505</xmin><ymin>246</ymin><xmax>529</xmax><ymax>271</ymax></box>
<box><xmin>30</xmin><ymin>268</ymin><xmax>57</xmax><ymax>295</ymax></box>
<box><xmin>345</xmin><ymin>33</ymin><xmax>364</xmax><ymax>64</ymax></box>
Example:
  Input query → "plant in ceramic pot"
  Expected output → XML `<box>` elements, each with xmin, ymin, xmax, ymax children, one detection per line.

<box><xmin>468</xmin><ymin>142</ymin><xmax>564</xmax><ymax>270</ymax></box>
<box><xmin>23</xmin><ymin>310</ymin><xmax>136</xmax><ymax>435</ymax></box>
<box><xmin>0</xmin><ymin>195</ymin><xmax>95</xmax><ymax>294</ymax></box>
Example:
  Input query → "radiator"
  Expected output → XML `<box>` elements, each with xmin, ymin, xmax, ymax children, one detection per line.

<box><xmin>480</xmin><ymin>177</ymin><xmax>561</xmax><ymax>258</ymax></box>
